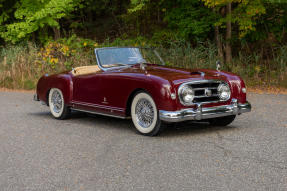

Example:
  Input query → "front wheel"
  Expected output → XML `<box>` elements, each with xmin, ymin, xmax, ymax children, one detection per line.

<box><xmin>131</xmin><ymin>92</ymin><xmax>162</xmax><ymax>136</ymax></box>
<box><xmin>208</xmin><ymin>115</ymin><xmax>236</xmax><ymax>126</ymax></box>
<box><xmin>48</xmin><ymin>88</ymin><xmax>70</xmax><ymax>120</ymax></box>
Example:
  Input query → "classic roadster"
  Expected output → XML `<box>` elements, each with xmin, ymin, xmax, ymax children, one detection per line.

<box><xmin>34</xmin><ymin>47</ymin><xmax>251</xmax><ymax>136</ymax></box>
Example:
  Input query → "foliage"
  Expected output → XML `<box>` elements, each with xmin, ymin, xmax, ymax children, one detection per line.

<box><xmin>0</xmin><ymin>36</ymin><xmax>97</xmax><ymax>89</ymax></box>
<box><xmin>0</xmin><ymin>0</ymin><xmax>81</xmax><ymax>43</ymax></box>
<box><xmin>0</xmin><ymin>0</ymin><xmax>287</xmax><ymax>89</ymax></box>
<box><xmin>39</xmin><ymin>35</ymin><xmax>97</xmax><ymax>70</ymax></box>
<box><xmin>244</xmin><ymin>1</ymin><xmax>287</xmax><ymax>42</ymax></box>
<box><xmin>201</xmin><ymin>0</ymin><xmax>266</xmax><ymax>38</ymax></box>
<box><xmin>1</xmin><ymin>38</ymin><xmax>287</xmax><ymax>89</ymax></box>
<box><xmin>0</xmin><ymin>0</ymin><xmax>286</xmax><ymax>45</ymax></box>
<box><xmin>163</xmin><ymin>0</ymin><xmax>216</xmax><ymax>41</ymax></box>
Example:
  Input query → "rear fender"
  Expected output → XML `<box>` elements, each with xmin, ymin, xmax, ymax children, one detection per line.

<box><xmin>37</xmin><ymin>74</ymin><xmax>73</xmax><ymax>105</ymax></box>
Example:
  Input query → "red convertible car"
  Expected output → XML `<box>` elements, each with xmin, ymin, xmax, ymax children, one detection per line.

<box><xmin>34</xmin><ymin>47</ymin><xmax>251</xmax><ymax>136</ymax></box>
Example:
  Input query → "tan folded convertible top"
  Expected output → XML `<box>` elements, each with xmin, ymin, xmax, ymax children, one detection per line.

<box><xmin>71</xmin><ymin>65</ymin><xmax>101</xmax><ymax>76</ymax></box>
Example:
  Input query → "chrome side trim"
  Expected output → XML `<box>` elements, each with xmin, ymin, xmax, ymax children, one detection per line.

<box><xmin>159</xmin><ymin>99</ymin><xmax>251</xmax><ymax>123</ymax></box>
<box><xmin>71</xmin><ymin>101</ymin><xmax>124</xmax><ymax>112</ymax></box>
<box><xmin>71</xmin><ymin>108</ymin><xmax>128</xmax><ymax>119</ymax></box>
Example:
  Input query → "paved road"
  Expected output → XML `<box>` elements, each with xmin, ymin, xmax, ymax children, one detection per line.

<box><xmin>0</xmin><ymin>92</ymin><xmax>286</xmax><ymax>191</ymax></box>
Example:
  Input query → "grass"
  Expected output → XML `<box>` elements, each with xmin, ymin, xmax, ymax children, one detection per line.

<box><xmin>0</xmin><ymin>41</ymin><xmax>96</xmax><ymax>89</ymax></box>
<box><xmin>156</xmin><ymin>43</ymin><xmax>287</xmax><ymax>88</ymax></box>
<box><xmin>0</xmin><ymin>40</ymin><xmax>287</xmax><ymax>90</ymax></box>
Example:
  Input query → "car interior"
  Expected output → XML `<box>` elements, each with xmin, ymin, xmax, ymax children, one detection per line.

<box><xmin>71</xmin><ymin>65</ymin><xmax>101</xmax><ymax>76</ymax></box>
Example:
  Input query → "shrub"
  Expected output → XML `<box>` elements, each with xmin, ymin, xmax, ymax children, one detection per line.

<box><xmin>0</xmin><ymin>36</ymin><xmax>286</xmax><ymax>89</ymax></box>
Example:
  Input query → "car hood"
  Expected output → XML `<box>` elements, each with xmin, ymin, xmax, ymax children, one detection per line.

<box><xmin>137</xmin><ymin>64</ymin><xmax>239</xmax><ymax>85</ymax></box>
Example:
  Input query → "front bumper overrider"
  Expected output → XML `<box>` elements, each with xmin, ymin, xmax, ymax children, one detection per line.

<box><xmin>159</xmin><ymin>99</ymin><xmax>251</xmax><ymax>123</ymax></box>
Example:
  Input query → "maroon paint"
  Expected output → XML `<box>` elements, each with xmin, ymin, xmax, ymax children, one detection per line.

<box><xmin>36</xmin><ymin>64</ymin><xmax>247</xmax><ymax>117</ymax></box>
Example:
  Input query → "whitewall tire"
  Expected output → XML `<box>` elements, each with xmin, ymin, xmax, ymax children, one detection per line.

<box><xmin>48</xmin><ymin>88</ymin><xmax>70</xmax><ymax>119</ymax></box>
<box><xmin>131</xmin><ymin>92</ymin><xmax>162</xmax><ymax>136</ymax></box>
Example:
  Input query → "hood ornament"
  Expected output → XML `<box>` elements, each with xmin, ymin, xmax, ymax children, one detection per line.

<box><xmin>216</xmin><ymin>60</ymin><xmax>221</xmax><ymax>72</ymax></box>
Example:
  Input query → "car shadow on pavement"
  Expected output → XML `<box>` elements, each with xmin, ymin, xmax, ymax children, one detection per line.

<box><xmin>76</xmin><ymin>113</ymin><xmax>237</xmax><ymax>137</ymax></box>
<box><xmin>29</xmin><ymin>111</ymin><xmax>237</xmax><ymax>136</ymax></box>
<box><xmin>161</xmin><ymin>121</ymin><xmax>237</xmax><ymax>137</ymax></box>
<box><xmin>29</xmin><ymin>110</ymin><xmax>90</xmax><ymax>119</ymax></box>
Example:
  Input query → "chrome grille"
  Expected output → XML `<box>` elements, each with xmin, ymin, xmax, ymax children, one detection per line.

<box><xmin>186</xmin><ymin>80</ymin><xmax>222</xmax><ymax>104</ymax></box>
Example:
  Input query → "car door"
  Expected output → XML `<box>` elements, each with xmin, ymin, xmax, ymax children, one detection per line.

<box><xmin>71</xmin><ymin>71</ymin><xmax>126</xmax><ymax>116</ymax></box>
<box><xmin>72</xmin><ymin>72</ymin><xmax>103</xmax><ymax>107</ymax></box>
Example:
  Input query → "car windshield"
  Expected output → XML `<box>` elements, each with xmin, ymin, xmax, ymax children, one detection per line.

<box><xmin>96</xmin><ymin>47</ymin><xmax>165</xmax><ymax>69</ymax></box>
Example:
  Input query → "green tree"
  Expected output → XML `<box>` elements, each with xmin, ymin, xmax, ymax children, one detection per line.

<box><xmin>163</xmin><ymin>0</ymin><xmax>216</xmax><ymax>42</ymax></box>
<box><xmin>0</xmin><ymin>0</ymin><xmax>18</xmax><ymax>41</ymax></box>
<box><xmin>201</xmin><ymin>0</ymin><xmax>266</xmax><ymax>63</ymax></box>
<box><xmin>0</xmin><ymin>0</ymin><xmax>81</xmax><ymax>43</ymax></box>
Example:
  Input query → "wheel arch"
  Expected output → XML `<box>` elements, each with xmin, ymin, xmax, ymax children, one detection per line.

<box><xmin>125</xmin><ymin>88</ymin><xmax>150</xmax><ymax>116</ymax></box>
<box><xmin>46</xmin><ymin>88</ymin><xmax>51</xmax><ymax>106</ymax></box>
<box><xmin>41</xmin><ymin>74</ymin><xmax>73</xmax><ymax>105</ymax></box>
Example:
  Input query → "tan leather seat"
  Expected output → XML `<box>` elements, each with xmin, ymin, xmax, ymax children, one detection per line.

<box><xmin>72</xmin><ymin>65</ymin><xmax>101</xmax><ymax>76</ymax></box>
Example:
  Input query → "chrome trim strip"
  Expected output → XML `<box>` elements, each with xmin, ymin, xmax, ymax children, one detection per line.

<box><xmin>71</xmin><ymin>101</ymin><xmax>124</xmax><ymax>112</ymax></box>
<box><xmin>194</xmin><ymin>94</ymin><xmax>218</xmax><ymax>98</ymax></box>
<box><xmin>71</xmin><ymin>108</ymin><xmax>127</xmax><ymax>119</ymax></box>
<box><xmin>159</xmin><ymin>99</ymin><xmax>251</xmax><ymax>123</ymax></box>
<box><xmin>182</xmin><ymin>80</ymin><xmax>222</xmax><ymax>84</ymax></box>
<box><xmin>193</xmin><ymin>87</ymin><xmax>218</xmax><ymax>91</ymax></box>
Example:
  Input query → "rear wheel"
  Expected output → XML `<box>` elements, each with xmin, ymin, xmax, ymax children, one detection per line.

<box><xmin>131</xmin><ymin>92</ymin><xmax>162</xmax><ymax>136</ymax></box>
<box><xmin>208</xmin><ymin>115</ymin><xmax>236</xmax><ymax>126</ymax></box>
<box><xmin>48</xmin><ymin>88</ymin><xmax>70</xmax><ymax>119</ymax></box>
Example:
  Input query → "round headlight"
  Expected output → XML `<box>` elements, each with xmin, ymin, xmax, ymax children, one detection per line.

<box><xmin>218</xmin><ymin>83</ymin><xmax>231</xmax><ymax>101</ymax></box>
<box><xmin>178</xmin><ymin>85</ymin><xmax>194</xmax><ymax>105</ymax></box>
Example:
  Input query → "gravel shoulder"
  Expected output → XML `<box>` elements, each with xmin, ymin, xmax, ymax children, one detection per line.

<box><xmin>0</xmin><ymin>92</ymin><xmax>286</xmax><ymax>191</ymax></box>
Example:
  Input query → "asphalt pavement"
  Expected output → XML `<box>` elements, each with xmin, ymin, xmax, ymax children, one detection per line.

<box><xmin>0</xmin><ymin>92</ymin><xmax>286</xmax><ymax>191</ymax></box>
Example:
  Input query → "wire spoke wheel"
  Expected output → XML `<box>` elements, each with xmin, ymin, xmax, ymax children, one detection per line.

<box><xmin>131</xmin><ymin>92</ymin><xmax>162</xmax><ymax>136</ymax></box>
<box><xmin>49</xmin><ymin>88</ymin><xmax>70</xmax><ymax>119</ymax></box>
<box><xmin>135</xmin><ymin>98</ymin><xmax>154</xmax><ymax>128</ymax></box>
<box><xmin>51</xmin><ymin>90</ymin><xmax>63</xmax><ymax>113</ymax></box>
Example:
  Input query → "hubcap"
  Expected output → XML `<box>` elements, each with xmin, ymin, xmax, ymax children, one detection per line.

<box><xmin>135</xmin><ymin>98</ymin><xmax>154</xmax><ymax>128</ymax></box>
<box><xmin>51</xmin><ymin>90</ymin><xmax>63</xmax><ymax>113</ymax></box>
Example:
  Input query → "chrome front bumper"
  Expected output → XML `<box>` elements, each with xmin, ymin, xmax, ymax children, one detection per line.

<box><xmin>159</xmin><ymin>99</ymin><xmax>251</xmax><ymax>123</ymax></box>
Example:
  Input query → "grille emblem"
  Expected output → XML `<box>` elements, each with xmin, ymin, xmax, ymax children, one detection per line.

<box><xmin>204</xmin><ymin>89</ymin><xmax>212</xmax><ymax>97</ymax></box>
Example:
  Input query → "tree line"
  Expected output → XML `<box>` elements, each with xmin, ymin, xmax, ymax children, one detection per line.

<box><xmin>1</xmin><ymin>0</ymin><xmax>287</xmax><ymax>63</ymax></box>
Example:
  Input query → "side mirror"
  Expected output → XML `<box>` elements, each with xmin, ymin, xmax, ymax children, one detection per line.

<box><xmin>216</xmin><ymin>60</ymin><xmax>221</xmax><ymax>72</ymax></box>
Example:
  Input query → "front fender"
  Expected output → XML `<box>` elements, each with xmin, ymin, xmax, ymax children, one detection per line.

<box><xmin>144</xmin><ymin>76</ymin><xmax>178</xmax><ymax>111</ymax></box>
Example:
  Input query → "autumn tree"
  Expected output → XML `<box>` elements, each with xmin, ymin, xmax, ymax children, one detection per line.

<box><xmin>201</xmin><ymin>0</ymin><xmax>266</xmax><ymax>63</ymax></box>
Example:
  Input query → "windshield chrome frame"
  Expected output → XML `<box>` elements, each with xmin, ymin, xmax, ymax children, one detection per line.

<box><xmin>94</xmin><ymin>47</ymin><xmax>165</xmax><ymax>71</ymax></box>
